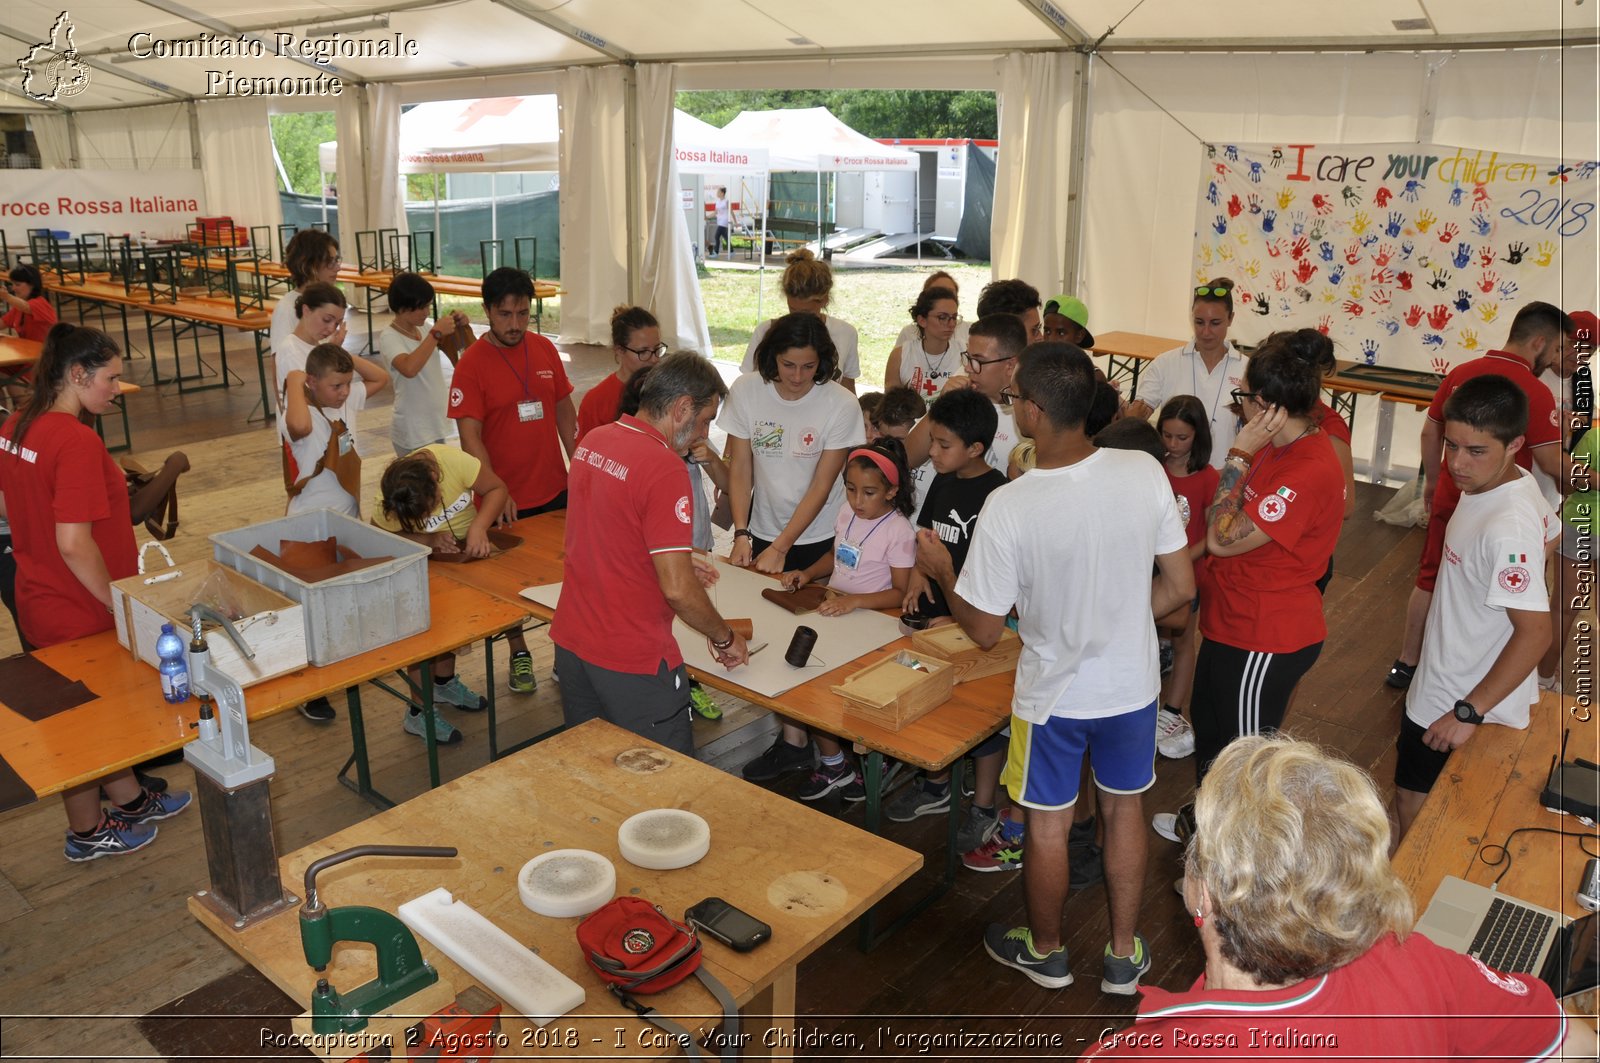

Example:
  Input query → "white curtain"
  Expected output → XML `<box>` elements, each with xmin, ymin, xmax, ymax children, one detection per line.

<box><xmin>71</xmin><ymin>110</ymin><xmax>134</xmax><ymax>169</ymax></box>
<box><xmin>558</xmin><ymin>65</ymin><xmax>630</xmax><ymax>345</ymax></box>
<box><xmin>992</xmin><ymin>51</ymin><xmax>1074</xmax><ymax>294</ymax></box>
<box><xmin>195</xmin><ymin>98</ymin><xmax>283</xmax><ymax>231</ymax></box>
<box><xmin>366</xmin><ymin>83</ymin><xmax>408</xmax><ymax>237</ymax></box>
<box><xmin>636</xmin><ymin>64</ymin><xmax>712</xmax><ymax>353</ymax></box>
<box><xmin>69</xmin><ymin>105</ymin><xmax>190</xmax><ymax>169</ymax></box>
<box><xmin>28</xmin><ymin>114</ymin><xmax>72</xmax><ymax>168</ymax></box>
<box><xmin>335</xmin><ymin>88</ymin><xmax>369</xmax><ymax>239</ymax></box>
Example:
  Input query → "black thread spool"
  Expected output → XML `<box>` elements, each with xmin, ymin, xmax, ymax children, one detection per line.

<box><xmin>785</xmin><ymin>625</ymin><xmax>818</xmax><ymax>668</ymax></box>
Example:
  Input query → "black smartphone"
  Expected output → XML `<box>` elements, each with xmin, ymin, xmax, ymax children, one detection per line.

<box><xmin>686</xmin><ymin>897</ymin><xmax>771</xmax><ymax>952</ymax></box>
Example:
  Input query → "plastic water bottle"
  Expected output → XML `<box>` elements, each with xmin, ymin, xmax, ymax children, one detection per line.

<box><xmin>156</xmin><ymin>623</ymin><xmax>190</xmax><ymax>704</ymax></box>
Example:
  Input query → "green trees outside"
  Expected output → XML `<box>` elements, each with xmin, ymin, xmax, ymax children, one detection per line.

<box><xmin>677</xmin><ymin>89</ymin><xmax>997</xmax><ymax>140</ymax></box>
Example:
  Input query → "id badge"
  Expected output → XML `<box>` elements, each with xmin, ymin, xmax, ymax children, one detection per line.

<box><xmin>337</xmin><ymin>430</ymin><xmax>354</xmax><ymax>456</ymax></box>
<box><xmin>517</xmin><ymin>400</ymin><xmax>544</xmax><ymax>422</ymax></box>
<box><xmin>835</xmin><ymin>540</ymin><xmax>861</xmax><ymax>570</ymax></box>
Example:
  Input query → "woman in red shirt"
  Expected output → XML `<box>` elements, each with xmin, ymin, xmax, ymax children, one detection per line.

<box><xmin>1</xmin><ymin>263</ymin><xmax>58</xmax><ymax>343</ymax></box>
<box><xmin>1153</xmin><ymin>341</ymin><xmax>1345</xmax><ymax>842</ymax></box>
<box><xmin>0</xmin><ymin>324</ymin><xmax>190</xmax><ymax>862</ymax></box>
<box><xmin>576</xmin><ymin>305</ymin><xmax>663</xmax><ymax>443</ymax></box>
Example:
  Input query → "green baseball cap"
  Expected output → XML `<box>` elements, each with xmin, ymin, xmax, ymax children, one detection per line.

<box><xmin>1044</xmin><ymin>294</ymin><xmax>1094</xmax><ymax>348</ymax></box>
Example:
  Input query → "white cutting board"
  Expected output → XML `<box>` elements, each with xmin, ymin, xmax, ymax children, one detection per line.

<box><xmin>521</xmin><ymin>558</ymin><xmax>905</xmax><ymax>698</ymax></box>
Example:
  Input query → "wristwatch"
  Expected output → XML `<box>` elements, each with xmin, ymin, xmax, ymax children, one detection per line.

<box><xmin>732</xmin><ymin>529</ymin><xmax>752</xmax><ymax>540</ymax></box>
<box><xmin>1453</xmin><ymin>699</ymin><xmax>1484</xmax><ymax>725</ymax></box>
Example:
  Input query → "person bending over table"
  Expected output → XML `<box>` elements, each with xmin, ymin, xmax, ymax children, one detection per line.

<box><xmin>739</xmin><ymin>250</ymin><xmax>860</xmax><ymax>391</ymax></box>
<box><xmin>576</xmin><ymin>305</ymin><xmax>663</xmax><ymax>444</ymax></box>
<box><xmin>723</xmin><ymin>313</ymin><xmax>864</xmax><ymax>782</ymax></box>
<box><xmin>0</xmin><ymin>324</ymin><xmax>191</xmax><ymax>862</ymax></box>
<box><xmin>449</xmin><ymin>267</ymin><xmax>577</xmax><ymax>697</ymax></box>
<box><xmin>1085</xmin><ymin>735</ymin><xmax>1595</xmax><ymax>1062</ymax></box>
<box><xmin>550</xmin><ymin>353</ymin><xmax>748</xmax><ymax>754</ymax></box>
<box><xmin>1126</xmin><ymin>278</ymin><xmax>1247</xmax><ymax>469</ymax></box>
<box><xmin>1152</xmin><ymin>340</ymin><xmax>1343</xmax><ymax>846</ymax></box>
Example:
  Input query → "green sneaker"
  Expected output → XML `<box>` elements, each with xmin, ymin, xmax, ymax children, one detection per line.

<box><xmin>509</xmin><ymin>650</ymin><xmax>536</xmax><ymax>694</ymax></box>
<box><xmin>689</xmin><ymin>683</ymin><xmax>722</xmax><ymax>720</ymax></box>
<box><xmin>983</xmin><ymin>924</ymin><xmax>1072</xmax><ymax>989</ymax></box>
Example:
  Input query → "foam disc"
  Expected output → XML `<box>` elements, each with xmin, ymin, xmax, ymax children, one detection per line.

<box><xmin>616</xmin><ymin>809</ymin><xmax>711</xmax><ymax>870</ymax></box>
<box><xmin>518</xmin><ymin>849</ymin><xmax>616</xmax><ymax>918</ymax></box>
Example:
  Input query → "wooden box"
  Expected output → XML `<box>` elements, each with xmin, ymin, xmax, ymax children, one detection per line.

<box><xmin>111</xmin><ymin>560</ymin><xmax>308</xmax><ymax>688</ymax></box>
<box><xmin>833</xmin><ymin>649</ymin><xmax>955</xmax><ymax>731</ymax></box>
<box><xmin>911</xmin><ymin>624</ymin><xmax>1022</xmax><ymax>684</ymax></box>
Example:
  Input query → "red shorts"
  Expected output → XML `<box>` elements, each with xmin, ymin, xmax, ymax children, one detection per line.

<box><xmin>1414</xmin><ymin>500</ymin><xmax>1455</xmax><ymax>592</ymax></box>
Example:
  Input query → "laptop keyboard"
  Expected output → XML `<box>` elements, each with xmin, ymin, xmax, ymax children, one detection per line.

<box><xmin>1469</xmin><ymin>897</ymin><xmax>1553</xmax><ymax>974</ymax></box>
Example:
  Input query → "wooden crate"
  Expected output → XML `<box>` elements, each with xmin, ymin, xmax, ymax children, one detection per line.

<box><xmin>833</xmin><ymin>650</ymin><xmax>955</xmax><ymax>731</ymax></box>
<box><xmin>911</xmin><ymin>624</ymin><xmax>1022</xmax><ymax>684</ymax></box>
<box><xmin>111</xmin><ymin>560</ymin><xmax>307</xmax><ymax>688</ymax></box>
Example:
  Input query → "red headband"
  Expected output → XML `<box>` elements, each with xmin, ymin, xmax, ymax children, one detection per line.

<box><xmin>849</xmin><ymin>448</ymin><xmax>899</xmax><ymax>486</ymax></box>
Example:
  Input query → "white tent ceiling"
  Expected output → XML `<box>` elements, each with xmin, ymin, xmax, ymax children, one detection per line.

<box><xmin>0</xmin><ymin>0</ymin><xmax>1592</xmax><ymax>113</ymax></box>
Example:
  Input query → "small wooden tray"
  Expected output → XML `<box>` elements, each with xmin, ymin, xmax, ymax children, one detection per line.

<box><xmin>761</xmin><ymin>585</ymin><xmax>832</xmax><ymax>615</ymax></box>
<box><xmin>833</xmin><ymin>649</ymin><xmax>955</xmax><ymax>731</ymax></box>
<box><xmin>911</xmin><ymin>624</ymin><xmax>1022</xmax><ymax>684</ymax></box>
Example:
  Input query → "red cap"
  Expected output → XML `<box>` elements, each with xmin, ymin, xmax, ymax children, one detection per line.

<box><xmin>1570</xmin><ymin>309</ymin><xmax>1598</xmax><ymax>352</ymax></box>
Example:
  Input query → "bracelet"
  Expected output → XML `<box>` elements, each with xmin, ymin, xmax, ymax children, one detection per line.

<box><xmin>732</xmin><ymin>529</ymin><xmax>753</xmax><ymax>540</ymax></box>
<box><xmin>1227</xmin><ymin>447</ymin><xmax>1254</xmax><ymax>464</ymax></box>
<box><xmin>709</xmin><ymin>628</ymin><xmax>736</xmax><ymax>650</ymax></box>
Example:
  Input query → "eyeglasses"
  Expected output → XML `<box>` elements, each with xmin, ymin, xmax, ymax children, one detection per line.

<box><xmin>1196</xmin><ymin>286</ymin><xmax>1232</xmax><ymax>298</ymax></box>
<box><xmin>622</xmin><ymin>342</ymin><xmax>668</xmax><ymax>359</ymax></box>
<box><xmin>927</xmin><ymin>312</ymin><xmax>962</xmax><ymax>325</ymax></box>
<box><xmin>963</xmin><ymin>352</ymin><xmax>1016</xmax><ymax>371</ymax></box>
<box><xmin>1230</xmin><ymin>389</ymin><xmax>1259</xmax><ymax>405</ymax></box>
<box><xmin>999</xmin><ymin>386</ymin><xmax>1025</xmax><ymax>406</ymax></box>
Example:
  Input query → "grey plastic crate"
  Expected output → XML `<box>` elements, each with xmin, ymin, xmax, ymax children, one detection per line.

<box><xmin>210</xmin><ymin>508</ymin><xmax>431</xmax><ymax>666</ymax></box>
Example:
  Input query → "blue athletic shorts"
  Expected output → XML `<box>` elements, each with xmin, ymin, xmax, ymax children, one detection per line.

<box><xmin>1000</xmin><ymin>701</ymin><xmax>1158</xmax><ymax>810</ymax></box>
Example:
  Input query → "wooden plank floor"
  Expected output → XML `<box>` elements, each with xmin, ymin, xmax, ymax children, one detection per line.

<box><xmin>0</xmin><ymin>320</ymin><xmax>1472</xmax><ymax>1059</ymax></box>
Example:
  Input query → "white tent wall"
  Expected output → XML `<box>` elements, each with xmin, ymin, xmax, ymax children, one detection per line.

<box><xmin>365</xmin><ymin>83</ymin><xmax>409</xmax><ymax>237</ymax></box>
<box><xmin>993</xmin><ymin>51</ymin><xmax>1075</xmax><ymax>296</ymax></box>
<box><xmin>195</xmin><ymin>98</ymin><xmax>283</xmax><ymax>235</ymax></box>
<box><xmin>27</xmin><ymin>114</ymin><xmax>72</xmax><ymax>169</ymax></box>
<box><xmin>558</xmin><ymin>65</ymin><xmax>630</xmax><ymax>346</ymax></box>
<box><xmin>72</xmin><ymin>104</ymin><xmax>192</xmax><ymax>170</ymax></box>
<box><xmin>636</xmin><ymin>64</ymin><xmax>713</xmax><ymax>354</ymax></box>
<box><xmin>1078</xmin><ymin>47</ymin><xmax>1597</xmax><ymax>484</ymax></box>
<box><xmin>335</xmin><ymin>90</ymin><xmax>369</xmax><ymax>238</ymax></box>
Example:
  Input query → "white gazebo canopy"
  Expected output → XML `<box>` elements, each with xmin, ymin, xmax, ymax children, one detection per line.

<box><xmin>719</xmin><ymin>106</ymin><xmax>917</xmax><ymax>172</ymax></box>
<box><xmin>318</xmin><ymin>95</ymin><xmax>560</xmax><ymax>174</ymax></box>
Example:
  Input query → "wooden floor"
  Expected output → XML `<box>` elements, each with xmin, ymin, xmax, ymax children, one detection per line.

<box><xmin>0</xmin><ymin>319</ymin><xmax>1457</xmax><ymax>1059</ymax></box>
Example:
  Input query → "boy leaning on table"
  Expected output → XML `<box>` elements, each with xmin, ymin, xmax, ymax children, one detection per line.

<box><xmin>1393</xmin><ymin>373</ymin><xmax>1559</xmax><ymax>845</ymax></box>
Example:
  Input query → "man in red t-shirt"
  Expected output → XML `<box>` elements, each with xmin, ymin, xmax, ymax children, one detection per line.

<box><xmin>549</xmin><ymin>353</ymin><xmax>748</xmax><ymax>753</ymax></box>
<box><xmin>449</xmin><ymin>268</ymin><xmax>577</xmax><ymax>693</ymax></box>
<box><xmin>1385</xmin><ymin>302</ymin><xmax>1572</xmax><ymax>689</ymax></box>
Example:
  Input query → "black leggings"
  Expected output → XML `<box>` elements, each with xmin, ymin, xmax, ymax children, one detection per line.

<box><xmin>1191</xmin><ymin>638</ymin><xmax>1323</xmax><ymax>784</ymax></box>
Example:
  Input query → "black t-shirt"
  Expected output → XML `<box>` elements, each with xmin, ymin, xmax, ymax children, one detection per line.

<box><xmin>914</xmin><ymin>467</ymin><xmax>1009</xmax><ymax>618</ymax></box>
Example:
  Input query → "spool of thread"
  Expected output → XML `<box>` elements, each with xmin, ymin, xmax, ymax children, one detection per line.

<box><xmin>785</xmin><ymin>625</ymin><xmax>818</xmax><ymax>668</ymax></box>
<box><xmin>726</xmin><ymin>618</ymin><xmax>754</xmax><ymax>641</ymax></box>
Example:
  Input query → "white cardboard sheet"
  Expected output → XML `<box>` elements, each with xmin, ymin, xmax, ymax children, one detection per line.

<box><xmin>520</xmin><ymin>558</ymin><xmax>904</xmax><ymax>698</ymax></box>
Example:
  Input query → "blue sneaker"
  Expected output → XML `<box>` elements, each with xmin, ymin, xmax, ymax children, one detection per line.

<box><xmin>983</xmin><ymin>923</ymin><xmax>1072</xmax><ymax>989</ymax></box>
<box><xmin>433</xmin><ymin>675</ymin><xmax>486</xmax><ymax>712</ymax></box>
<box><xmin>1101</xmin><ymin>934</ymin><xmax>1152</xmax><ymax>995</ymax></box>
<box><xmin>109</xmin><ymin>789</ymin><xmax>192</xmax><ymax>827</ymax></box>
<box><xmin>65</xmin><ymin>814</ymin><xmax>157</xmax><ymax>863</ymax></box>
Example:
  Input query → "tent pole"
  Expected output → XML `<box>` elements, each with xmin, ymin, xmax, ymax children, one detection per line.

<box><xmin>432</xmin><ymin>173</ymin><xmax>441</xmax><ymax>263</ymax></box>
<box><xmin>757</xmin><ymin>175</ymin><xmax>768</xmax><ymax>325</ymax></box>
<box><xmin>1061</xmin><ymin>51</ymin><xmax>1093</xmax><ymax>296</ymax></box>
<box><xmin>915</xmin><ymin>163</ymin><xmax>922</xmax><ymax>265</ymax></box>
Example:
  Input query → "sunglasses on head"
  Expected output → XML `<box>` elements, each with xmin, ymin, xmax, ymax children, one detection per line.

<box><xmin>1196</xmin><ymin>286</ymin><xmax>1232</xmax><ymax>298</ymax></box>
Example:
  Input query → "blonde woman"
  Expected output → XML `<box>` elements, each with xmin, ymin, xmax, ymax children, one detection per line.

<box><xmin>739</xmin><ymin>249</ymin><xmax>858</xmax><ymax>391</ymax></box>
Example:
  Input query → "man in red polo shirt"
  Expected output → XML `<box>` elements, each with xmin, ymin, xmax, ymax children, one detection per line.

<box><xmin>450</xmin><ymin>267</ymin><xmax>577</xmax><ymax>693</ymax></box>
<box><xmin>550</xmin><ymin>353</ymin><xmax>749</xmax><ymax>754</ymax></box>
<box><xmin>1385</xmin><ymin>301</ymin><xmax>1572</xmax><ymax>689</ymax></box>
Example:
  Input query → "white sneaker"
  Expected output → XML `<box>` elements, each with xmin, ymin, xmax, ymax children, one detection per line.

<box><xmin>1152</xmin><ymin>813</ymin><xmax>1182</xmax><ymax>843</ymax></box>
<box><xmin>1537</xmin><ymin>672</ymin><xmax>1564</xmax><ymax>694</ymax></box>
<box><xmin>1155</xmin><ymin>709</ymin><xmax>1195</xmax><ymax>759</ymax></box>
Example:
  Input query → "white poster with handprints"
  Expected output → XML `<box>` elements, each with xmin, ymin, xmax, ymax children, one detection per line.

<box><xmin>1192</xmin><ymin>142</ymin><xmax>1598</xmax><ymax>375</ymax></box>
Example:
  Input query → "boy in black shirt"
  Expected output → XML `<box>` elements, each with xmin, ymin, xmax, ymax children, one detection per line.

<box><xmin>888</xmin><ymin>389</ymin><xmax>1009</xmax><ymax>848</ymax></box>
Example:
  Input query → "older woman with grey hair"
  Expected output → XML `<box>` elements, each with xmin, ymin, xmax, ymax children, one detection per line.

<box><xmin>1088</xmin><ymin>736</ymin><xmax>1594</xmax><ymax>1060</ymax></box>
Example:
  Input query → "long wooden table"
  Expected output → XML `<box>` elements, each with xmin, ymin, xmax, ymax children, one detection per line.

<box><xmin>190</xmin><ymin>717</ymin><xmax>920</xmax><ymax>1060</ymax></box>
<box><xmin>0</xmin><ymin>571</ymin><xmax>527</xmax><ymax>808</ymax></box>
<box><xmin>1392</xmin><ymin>692</ymin><xmax>1599</xmax><ymax>1020</ymax></box>
<box><xmin>433</xmin><ymin>512</ymin><xmax>1013</xmax><ymax>946</ymax></box>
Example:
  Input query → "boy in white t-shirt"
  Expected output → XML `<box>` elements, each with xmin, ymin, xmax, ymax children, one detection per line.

<box><xmin>281</xmin><ymin>344</ymin><xmax>389</xmax><ymax>517</ymax></box>
<box><xmin>378</xmin><ymin>271</ymin><xmax>470</xmax><ymax>456</ymax></box>
<box><xmin>1394</xmin><ymin>374</ymin><xmax>1555</xmax><ymax>843</ymax></box>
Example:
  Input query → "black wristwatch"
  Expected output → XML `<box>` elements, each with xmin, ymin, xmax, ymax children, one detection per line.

<box><xmin>1453</xmin><ymin>699</ymin><xmax>1485</xmax><ymax>725</ymax></box>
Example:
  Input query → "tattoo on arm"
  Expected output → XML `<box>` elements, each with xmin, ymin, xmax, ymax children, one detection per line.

<box><xmin>1208</xmin><ymin>459</ymin><xmax>1260</xmax><ymax>546</ymax></box>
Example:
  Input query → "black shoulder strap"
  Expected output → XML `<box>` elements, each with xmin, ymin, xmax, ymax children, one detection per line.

<box><xmin>611</xmin><ymin>967</ymin><xmax>740</xmax><ymax>1060</ymax></box>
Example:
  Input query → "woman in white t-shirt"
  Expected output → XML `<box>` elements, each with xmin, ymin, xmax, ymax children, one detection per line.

<box><xmin>269</xmin><ymin>229</ymin><xmax>342</xmax><ymax>350</ymax></box>
<box><xmin>272</xmin><ymin>282</ymin><xmax>349</xmax><ymax>418</ymax></box>
<box><xmin>739</xmin><ymin>249</ymin><xmax>860</xmax><ymax>391</ymax></box>
<box><xmin>883</xmin><ymin>284</ymin><xmax>964</xmax><ymax>398</ymax></box>
<box><xmin>1127</xmin><ymin>277</ymin><xmax>1248</xmax><ymax>469</ymax></box>
<box><xmin>722</xmin><ymin>312</ymin><xmax>866</xmax><ymax>575</ymax></box>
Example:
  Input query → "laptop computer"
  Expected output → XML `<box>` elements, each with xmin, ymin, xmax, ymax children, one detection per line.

<box><xmin>1416</xmin><ymin>875</ymin><xmax>1598</xmax><ymax>999</ymax></box>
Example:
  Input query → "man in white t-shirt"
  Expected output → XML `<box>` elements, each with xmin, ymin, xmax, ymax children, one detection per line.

<box><xmin>920</xmin><ymin>342</ymin><xmax>1193</xmax><ymax>994</ymax></box>
<box><xmin>1394</xmin><ymin>374</ymin><xmax>1555</xmax><ymax>843</ymax></box>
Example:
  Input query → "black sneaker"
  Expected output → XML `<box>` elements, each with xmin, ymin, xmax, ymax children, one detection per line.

<box><xmin>1070</xmin><ymin>844</ymin><xmax>1104</xmax><ymax>891</ymax></box>
<box><xmin>299</xmin><ymin>696</ymin><xmax>336</xmax><ymax>723</ymax></box>
<box><xmin>741</xmin><ymin>735</ymin><xmax>813</xmax><ymax>782</ymax></box>
<box><xmin>797</xmin><ymin>761</ymin><xmax>855</xmax><ymax>801</ymax></box>
<box><xmin>1385</xmin><ymin>659</ymin><xmax>1417</xmax><ymax>689</ymax></box>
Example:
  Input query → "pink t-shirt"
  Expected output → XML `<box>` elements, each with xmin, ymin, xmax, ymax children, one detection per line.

<box><xmin>827</xmin><ymin>506</ymin><xmax>916</xmax><ymax>595</ymax></box>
